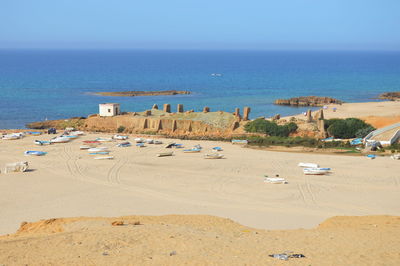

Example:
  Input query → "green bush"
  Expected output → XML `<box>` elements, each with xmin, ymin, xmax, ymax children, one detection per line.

<box><xmin>325</xmin><ymin>118</ymin><xmax>375</xmax><ymax>139</ymax></box>
<box><xmin>117</xmin><ymin>125</ymin><xmax>126</xmax><ymax>133</ymax></box>
<box><xmin>244</xmin><ymin>119</ymin><xmax>298</xmax><ymax>137</ymax></box>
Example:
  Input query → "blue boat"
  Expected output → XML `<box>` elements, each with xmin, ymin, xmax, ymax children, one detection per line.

<box><xmin>212</xmin><ymin>147</ymin><xmax>223</xmax><ymax>151</ymax></box>
<box><xmin>366</xmin><ymin>154</ymin><xmax>376</xmax><ymax>159</ymax></box>
<box><xmin>117</xmin><ymin>142</ymin><xmax>131</xmax><ymax>147</ymax></box>
<box><xmin>350</xmin><ymin>138</ymin><xmax>363</xmax><ymax>145</ymax></box>
<box><xmin>26</xmin><ymin>131</ymin><xmax>42</xmax><ymax>135</ymax></box>
<box><xmin>24</xmin><ymin>151</ymin><xmax>47</xmax><ymax>156</ymax></box>
<box><xmin>34</xmin><ymin>140</ymin><xmax>51</xmax><ymax>145</ymax></box>
<box><xmin>136</xmin><ymin>143</ymin><xmax>145</xmax><ymax>147</ymax></box>
<box><xmin>89</xmin><ymin>151</ymin><xmax>110</xmax><ymax>155</ymax></box>
<box><xmin>183</xmin><ymin>148</ymin><xmax>201</xmax><ymax>153</ymax></box>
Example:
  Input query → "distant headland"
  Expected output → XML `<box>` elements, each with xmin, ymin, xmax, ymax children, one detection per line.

<box><xmin>274</xmin><ymin>96</ymin><xmax>343</xmax><ymax>107</ymax></box>
<box><xmin>94</xmin><ymin>90</ymin><xmax>191</xmax><ymax>97</ymax></box>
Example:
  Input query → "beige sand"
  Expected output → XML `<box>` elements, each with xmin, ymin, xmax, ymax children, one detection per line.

<box><xmin>0</xmin><ymin>132</ymin><xmax>399</xmax><ymax>237</ymax></box>
<box><xmin>283</xmin><ymin>101</ymin><xmax>400</xmax><ymax>128</ymax></box>
<box><xmin>0</xmin><ymin>215</ymin><xmax>399</xmax><ymax>265</ymax></box>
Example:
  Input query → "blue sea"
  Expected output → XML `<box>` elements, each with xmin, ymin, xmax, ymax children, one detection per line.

<box><xmin>1</xmin><ymin>50</ymin><xmax>400</xmax><ymax>129</ymax></box>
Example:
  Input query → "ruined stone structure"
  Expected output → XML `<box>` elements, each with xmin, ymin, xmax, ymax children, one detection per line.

<box><xmin>203</xmin><ymin>107</ymin><xmax>210</xmax><ymax>113</ymax></box>
<box><xmin>177</xmin><ymin>104</ymin><xmax>184</xmax><ymax>113</ymax></box>
<box><xmin>163</xmin><ymin>104</ymin><xmax>171</xmax><ymax>113</ymax></box>
<box><xmin>152</xmin><ymin>104</ymin><xmax>158</xmax><ymax>110</ymax></box>
<box><xmin>243</xmin><ymin>107</ymin><xmax>251</xmax><ymax>121</ymax></box>
<box><xmin>306</xmin><ymin>109</ymin><xmax>312</xmax><ymax>123</ymax></box>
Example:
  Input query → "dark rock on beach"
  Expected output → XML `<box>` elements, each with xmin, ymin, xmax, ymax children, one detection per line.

<box><xmin>274</xmin><ymin>96</ymin><xmax>342</xmax><ymax>107</ymax></box>
<box><xmin>378</xmin><ymin>92</ymin><xmax>400</xmax><ymax>101</ymax></box>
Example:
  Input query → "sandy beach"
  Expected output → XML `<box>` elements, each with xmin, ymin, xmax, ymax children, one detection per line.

<box><xmin>284</xmin><ymin>100</ymin><xmax>400</xmax><ymax>128</ymax></box>
<box><xmin>0</xmin><ymin>132</ymin><xmax>399</xmax><ymax>236</ymax></box>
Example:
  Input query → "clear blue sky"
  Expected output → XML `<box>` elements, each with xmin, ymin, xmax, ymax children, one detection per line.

<box><xmin>1</xmin><ymin>0</ymin><xmax>399</xmax><ymax>50</ymax></box>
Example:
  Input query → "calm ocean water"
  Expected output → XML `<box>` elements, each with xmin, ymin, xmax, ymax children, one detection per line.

<box><xmin>1</xmin><ymin>50</ymin><xmax>400</xmax><ymax>129</ymax></box>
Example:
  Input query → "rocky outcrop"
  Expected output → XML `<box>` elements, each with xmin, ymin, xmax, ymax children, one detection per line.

<box><xmin>379</xmin><ymin>92</ymin><xmax>400</xmax><ymax>101</ymax></box>
<box><xmin>274</xmin><ymin>96</ymin><xmax>342</xmax><ymax>106</ymax></box>
<box><xmin>95</xmin><ymin>90</ymin><xmax>191</xmax><ymax>97</ymax></box>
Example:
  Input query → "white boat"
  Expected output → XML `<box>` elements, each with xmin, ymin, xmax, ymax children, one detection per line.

<box><xmin>183</xmin><ymin>148</ymin><xmax>201</xmax><ymax>153</ymax></box>
<box><xmin>135</xmin><ymin>138</ymin><xmax>144</xmax><ymax>143</ymax></box>
<box><xmin>88</xmin><ymin>147</ymin><xmax>109</xmax><ymax>152</ymax></box>
<box><xmin>154</xmin><ymin>140</ymin><xmax>163</xmax><ymax>145</ymax></box>
<box><xmin>34</xmin><ymin>140</ymin><xmax>51</xmax><ymax>146</ymax></box>
<box><xmin>24</xmin><ymin>151</ymin><xmax>47</xmax><ymax>156</ymax></box>
<box><xmin>80</xmin><ymin>145</ymin><xmax>92</xmax><ymax>150</ymax></box>
<box><xmin>146</xmin><ymin>139</ymin><xmax>154</xmax><ymax>144</ymax></box>
<box><xmin>303</xmin><ymin>168</ymin><xmax>331</xmax><ymax>175</ymax></box>
<box><xmin>70</xmin><ymin>131</ymin><xmax>85</xmax><ymax>136</ymax></box>
<box><xmin>113</xmin><ymin>134</ymin><xmax>128</xmax><ymax>140</ymax></box>
<box><xmin>204</xmin><ymin>153</ymin><xmax>224</xmax><ymax>159</ymax></box>
<box><xmin>94</xmin><ymin>156</ymin><xmax>114</xmax><ymax>160</ymax></box>
<box><xmin>264</xmin><ymin>177</ymin><xmax>287</xmax><ymax>184</ymax></box>
<box><xmin>391</xmin><ymin>154</ymin><xmax>400</xmax><ymax>160</ymax></box>
<box><xmin>298</xmin><ymin>163</ymin><xmax>319</xmax><ymax>168</ymax></box>
<box><xmin>2</xmin><ymin>134</ymin><xmax>21</xmax><ymax>140</ymax></box>
<box><xmin>95</xmin><ymin>137</ymin><xmax>114</xmax><ymax>142</ymax></box>
<box><xmin>157</xmin><ymin>151</ymin><xmax>174</xmax><ymax>157</ymax></box>
<box><xmin>50</xmin><ymin>136</ymin><xmax>70</xmax><ymax>143</ymax></box>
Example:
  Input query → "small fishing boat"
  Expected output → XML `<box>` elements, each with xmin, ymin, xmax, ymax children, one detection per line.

<box><xmin>204</xmin><ymin>153</ymin><xmax>224</xmax><ymax>159</ymax></box>
<box><xmin>154</xmin><ymin>140</ymin><xmax>163</xmax><ymax>145</ymax></box>
<box><xmin>298</xmin><ymin>163</ymin><xmax>319</xmax><ymax>168</ymax></box>
<box><xmin>303</xmin><ymin>168</ymin><xmax>331</xmax><ymax>175</ymax></box>
<box><xmin>26</xmin><ymin>131</ymin><xmax>42</xmax><ymax>135</ymax></box>
<box><xmin>94</xmin><ymin>156</ymin><xmax>114</xmax><ymax>160</ymax></box>
<box><xmin>113</xmin><ymin>134</ymin><xmax>128</xmax><ymax>140</ymax></box>
<box><xmin>64</xmin><ymin>135</ymin><xmax>79</xmax><ymax>139</ymax></box>
<box><xmin>350</xmin><ymin>138</ymin><xmax>363</xmax><ymax>145</ymax></box>
<box><xmin>83</xmin><ymin>140</ymin><xmax>100</xmax><ymax>144</ymax></box>
<box><xmin>69</xmin><ymin>131</ymin><xmax>85</xmax><ymax>136</ymax></box>
<box><xmin>117</xmin><ymin>142</ymin><xmax>131</xmax><ymax>147</ymax></box>
<box><xmin>80</xmin><ymin>145</ymin><xmax>92</xmax><ymax>150</ymax></box>
<box><xmin>366</xmin><ymin>154</ymin><xmax>376</xmax><ymax>159</ymax></box>
<box><xmin>135</xmin><ymin>138</ymin><xmax>144</xmax><ymax>143</ymax></box>
<box><xmin>146</xmin><ymin>139</ymin><xmax>154</xmax><ymax>144</ymax></box>
<box><xmin>89</xmin><ymin>151</ymin><xmax>110</xmax><ymax>155</ymax></box>
<box><xmin>212</xmin><ymin>147</ymin><xmax>223</xmax><ymax>151</ymax></box>
<box><xmin>264</xmin><ymin>177</ymin><xmax>287</xmax><ymax>184</ymax></box>
<box><xmin>50</xmin><ymin>136</ymin><xmax>70</xmax><ymax>143</ymax></box>
<box><xmin>136</xmin><ymin>143</ymin><xmax>145</xmax><ymax>148</ymax></box>
<box><xmin>174</xmin><ymin>144</ymin><xmax>184</xmax><ymax>149</ymax></box>
<box><xmin>231</xmin><ymin>139</ymin><xmax>248</xmax><ymax>145</ymax></box>
<box><xmin>165</xmin><ymin>142</ymin><xmax>175</xmax><ymax>148</ymax></box>
<box><xmin>34</xmin><ymin>140</ymin><xmax>51</xmax><ymax>146</ymax></box>
<box><xmin>157</xmin><ymin>151</ymin><xmax>174</xmax><ymax>157</ymax></box>
<box><xmin>193</xmin><ymin>144</ymin><xmax>202</xmax><ymax>150</ymax></box>
<box><xmin>183</xmin><ymin>148</ymin><xmax>201</xmax><ymax>153</ymax></box>
<box><xmin>88</xmin><ymin>147</ymin><xmax>109</xmax><ymax>152</ymax></box>
<box><xmin>391</xmin><ymin>154</ymin><xmax>400</xmax><ymax>160</ymax></box>
<box><xmin>95</xmin><ymin>137</ymin><xmax>114</xmax><ymax>142</ymax></box>
<box><xmin>2</xmin><ymin>134</ymin><xmax>21</xmax><ymax>140</ymax></box>
<box><xmin>24</xmin><ymin>151</ymin><xmax>47</xmax><ymax>156</ymax></box>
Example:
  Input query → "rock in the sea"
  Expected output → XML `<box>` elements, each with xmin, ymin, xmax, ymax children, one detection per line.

<box><xmin>274</xmin><ymin>96</ymin><xmax>342</xmax><ymax>106</ymax></box>
<box><xmin>379</xmin><ymin>92</ymin><xmax>400</xmax><ymax>101</ymax></box>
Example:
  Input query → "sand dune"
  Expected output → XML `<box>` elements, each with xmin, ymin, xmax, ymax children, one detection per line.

<box><xmin>0</xmin><ymin>215</ymin><xmax>399</xmax><ymax>265</ymax></box>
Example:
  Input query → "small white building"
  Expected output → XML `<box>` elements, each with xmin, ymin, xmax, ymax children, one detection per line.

<box><xmin>99</xmin><ymin>103</ymin><xmax>120</xmax><ymax>117</ymax></box>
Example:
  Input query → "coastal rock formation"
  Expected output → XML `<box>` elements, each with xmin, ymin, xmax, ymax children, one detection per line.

<box><xmin>95</xmin><ymin>90</ymin><xmax>191</xmax><ymax>97</ymax></box>
<box><xmin>274</xmin><ymin>96</ymin><xmax>342</xmax><ymax>106</ymax></box>
<box><xmin>379</xmin><ymin>92</ymin><xmax>400</xmax><ymax>101</ymax></box>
